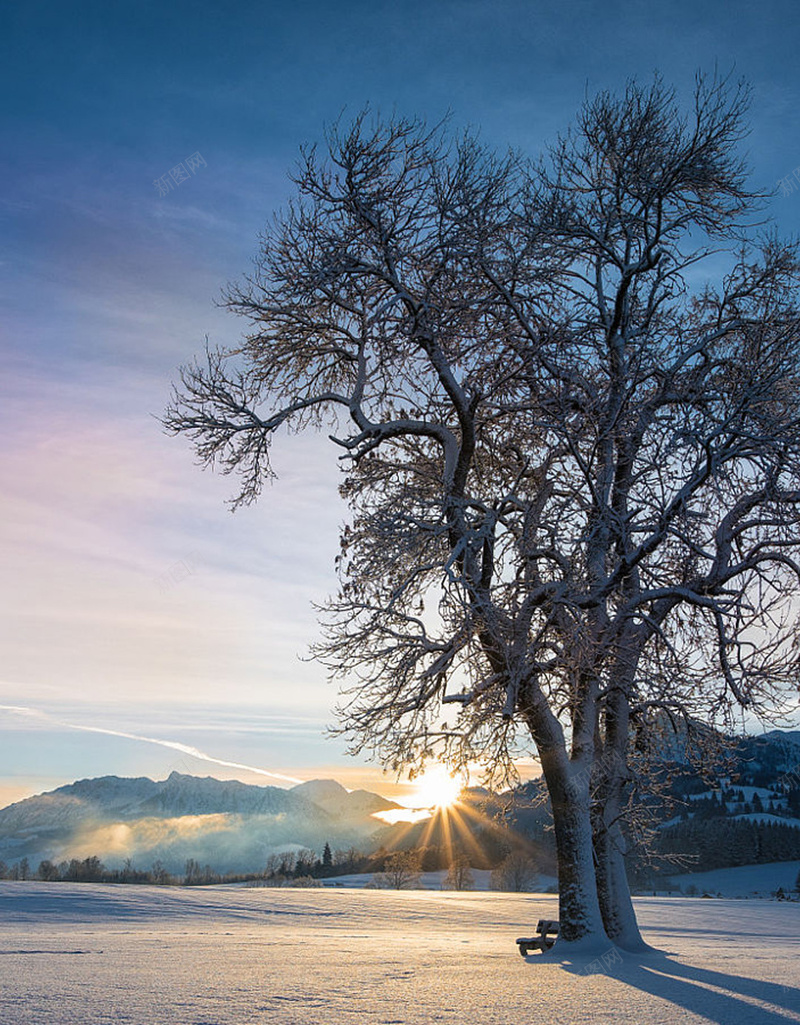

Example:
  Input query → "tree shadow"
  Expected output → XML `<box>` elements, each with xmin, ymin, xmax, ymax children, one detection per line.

<box><xmin>534</xmin><ymin>948</ymin><xmax>800</xmax><ymax>1023</ymax></box>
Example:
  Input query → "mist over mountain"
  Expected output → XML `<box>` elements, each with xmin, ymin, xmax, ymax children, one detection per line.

<box><xmin>0</xmin><ymin>772</ymin><xmax>401</xmax><ymax>874</ymax></box>
<box><xmin>3</xmin><ymin>728</ymin><xmax>800</xmax><ymax>880</ymax></box>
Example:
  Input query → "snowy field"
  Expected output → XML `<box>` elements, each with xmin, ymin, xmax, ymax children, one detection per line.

<box><xmin>666</xmin><ymin>861</ymin><xmax>800</xmax><ymax>898</ymax></box>
<box><xmin>1</xmin><ymin>882</ymin><xmax>799</xmax><ymax>1025</ymax></box>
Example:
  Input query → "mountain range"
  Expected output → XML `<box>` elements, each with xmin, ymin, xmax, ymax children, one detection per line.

<box><xmin>3</xmin><ymin>728</ymin><xmax>800</xmax><ymax>879</ymax></box>
<box><xmin>0</xmin><ymin>772</ymin><xmax>401</xmax><ymax>874</ymax></box>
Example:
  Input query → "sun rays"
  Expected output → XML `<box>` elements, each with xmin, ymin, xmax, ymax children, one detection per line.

<box><xmin>372</xmin><ymin>765</ymin><xmax>465</xmax><ymax>825</ymax></box>
<box><xmin>370</xmin><ymin>764</ymin><xmax>501</xmax><ymax>868</ymax></box>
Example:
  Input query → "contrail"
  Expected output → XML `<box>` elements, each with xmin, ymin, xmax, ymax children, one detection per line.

<box><xmin>0</xmin><ymin>705</ymin><xmax>304</xmax><ymax>784</ymax></box>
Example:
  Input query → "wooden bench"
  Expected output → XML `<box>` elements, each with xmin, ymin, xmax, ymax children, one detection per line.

<box><xmin>516</xmin><ymin>919</ymin><xmax>560</xmax><ymax>955</ymax></box>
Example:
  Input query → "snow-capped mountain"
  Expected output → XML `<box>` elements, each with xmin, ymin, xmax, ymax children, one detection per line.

<box><xmin>0</xmin><ymin>772</ymin><xmax>401</xmax><ymax>874</ymax></box>
<box><xmin>291</xmin><ymin>779</ymin><xmax>397</xmax><ymax>829</ymax></box>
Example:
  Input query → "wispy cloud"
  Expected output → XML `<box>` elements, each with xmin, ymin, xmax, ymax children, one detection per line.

<box><xmin>0</xmin><ymin>706</ymin><xmax>303</xmax><ymax>784</ymax></box>
<box><xmin>0</xmin><ymin>365</ymin><xmax>343</xmax><ymax>713</ymax></box>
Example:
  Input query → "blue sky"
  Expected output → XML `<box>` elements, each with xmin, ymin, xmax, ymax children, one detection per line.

<box><xmin>2</xmin><ymin>0</ymin><xmax>800</xmax><ymax>806</ymax></box>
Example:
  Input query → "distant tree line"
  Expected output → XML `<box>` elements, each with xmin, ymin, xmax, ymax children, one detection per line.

<box><xmin>244</xmin><ymin>840</ymin><xmax>543</xmax><ymax>891</ymax></box>
<box><xmin>257</xmin><ymin>842</ymin><xmax>460</xmax><ymax>886</ymax></box>
<box><xmin>0</xmin><ymin>836</ymin><xmax>545</xmax><ymax>892</ymax></box>
<box><xmin>654</xmin><ymin>818</ymin><xmax>800</xmax><ymax>873</ymax></box>
<box><xmin>359</xmin><ymin>847</ymin><xmax>537</xmax><ymax>892</ymax></box>
<box><xmin>0</xmin><ymin>855</ymin><xmax>269</xmax><ymax>887</ymax></box>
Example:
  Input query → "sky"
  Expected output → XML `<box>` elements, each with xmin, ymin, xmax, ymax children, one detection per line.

<box><xmin>2</xmin><ymin>0</ymin><xmax>800</xmax><ymax>808</ymax></box>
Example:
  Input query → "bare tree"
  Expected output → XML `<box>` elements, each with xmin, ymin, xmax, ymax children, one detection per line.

<box><xmin>443</xmin><ymin>851</ymin><xmax>475</xmax><ymax>891</ymax></box>
<box><xmin>514</xmin><ymin>76</ymin><xmax>800</xmax><ymax>947</ymax></box>
<box><xmin>490</xmin><ymin>850</ymin><xmax>539</xmax><ymax>892</ymax></box>
<box><xmin>166</xmin><ymin>74</ymin><xmax>800</xmax><ymax>948</ymax></box>
<box><xmin>370</xmin><ymin>849</ymin><xmax>422</xmax><ymax>889</ymax></box>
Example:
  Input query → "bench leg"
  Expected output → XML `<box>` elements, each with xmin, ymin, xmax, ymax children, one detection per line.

<box><xmin>518</xmin><ymin>939</ymin><xmax>548</xmax><ymax>956</ymax></box>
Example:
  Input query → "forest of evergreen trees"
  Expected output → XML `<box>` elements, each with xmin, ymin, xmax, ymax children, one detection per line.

<box><xmin>655</xmin><ymin>818</ymin><xmax>800</xmax><ymax>873</ymax></box>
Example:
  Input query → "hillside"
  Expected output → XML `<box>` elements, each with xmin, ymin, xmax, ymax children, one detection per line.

<box><xmin>0</xmin><ymin>772</ymin><xmax>401</xmax><ymax>874</ymax></box>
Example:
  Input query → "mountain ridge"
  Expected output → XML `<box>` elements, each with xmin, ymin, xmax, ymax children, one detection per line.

<box><xmin>0</xmin><ymin>771</ymin><xmax>402</xmax><ymax>873</ymax></box>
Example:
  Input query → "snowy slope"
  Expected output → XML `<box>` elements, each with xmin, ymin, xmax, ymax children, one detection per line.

<box><xmin>667</xmin><ymin>860</ymin><xmax>800</xmax><ymax>897</ymax></box>
<box><xmin>0</xmin><ymin>773</ymin><xmax>389</xmax><ymax>872</ymax></box>
<box><xmin>0</xmin><ymin>883</ymin><xmax>798</xmax><ymax>1025</ymax></box>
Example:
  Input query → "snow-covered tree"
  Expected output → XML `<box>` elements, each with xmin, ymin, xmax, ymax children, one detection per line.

<box><xmin>166</xmin><ymin>74</ymin><xmax>800</xmax><ymax>948</ymax></box>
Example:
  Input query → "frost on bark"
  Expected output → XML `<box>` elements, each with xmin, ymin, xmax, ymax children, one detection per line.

<box><xmin>166</xmin><ymin>75</ymin><xmax>800</xmax><ymax>947</ymax></box>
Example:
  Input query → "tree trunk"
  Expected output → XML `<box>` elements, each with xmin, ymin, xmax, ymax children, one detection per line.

<box><xmin>593</xmin><ymin>687</ymin><xmax>649</xmax><ymax>951</ymax></box>
<box><xmin>593</xmin><ymin>803</ymin><xmax>649</xmax><ymax>951</ymax></box>
<box><xmin>539</xmin><ymin>747</ymin><xmax>608</xmax><ymax>948</ymax></box>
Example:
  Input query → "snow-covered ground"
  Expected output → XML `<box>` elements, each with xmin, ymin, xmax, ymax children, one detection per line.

<box><xmin>318</xmin><ymin>868</ymin><xmax>559</xmax><ymax>891</ymax></box>
<box><xmin>667</xmin><ymin>860</ymin><xmax>800</xmax><ymax>897</ymax></box>
<box><xmin>1</xmin><ymin>882</ymin><xmax>799</xmax><ymax>1024</ymax></box>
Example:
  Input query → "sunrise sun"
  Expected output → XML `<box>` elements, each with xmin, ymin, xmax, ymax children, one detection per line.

<box><xmin>410</xmin><ymin>766</ymin><xmax>463</xmax><ymax>810</ymax></box>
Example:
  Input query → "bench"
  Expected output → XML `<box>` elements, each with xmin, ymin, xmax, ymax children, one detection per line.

<box><xmin>516</xmin><ymin>919</ymin><xmax>560</xmax><ymax>955</ymax></box>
